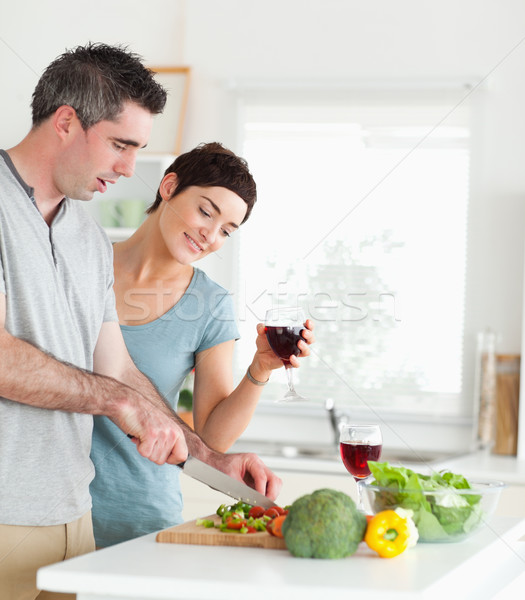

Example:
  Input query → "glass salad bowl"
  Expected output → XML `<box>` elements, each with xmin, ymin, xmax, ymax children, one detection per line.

<box><xmin>362</xmin><ymin>463</ymin><xmax>505</xmax><ymax>543</ymax></box>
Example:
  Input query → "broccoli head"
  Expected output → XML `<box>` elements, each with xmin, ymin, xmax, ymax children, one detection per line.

<box><xmin>282</xmin><ymin>488</ymin><xmax>366</xmax><ymax>559</ymax></box>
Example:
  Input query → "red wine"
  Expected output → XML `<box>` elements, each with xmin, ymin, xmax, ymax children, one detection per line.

<box><xmin>339</xmin><ymin>442</ymin><xmax>382</xmax><ymax>479</ymax></box>
<box><xmin>265</xmin><ymin>325</ymin><xmax>303</xmax><ymax>365</ymax></box>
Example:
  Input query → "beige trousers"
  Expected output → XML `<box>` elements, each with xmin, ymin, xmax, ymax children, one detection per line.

<box><xmin>0</xmin><ymin>511</ymin><xmax>95</xmax><ymax>600</ymax></box>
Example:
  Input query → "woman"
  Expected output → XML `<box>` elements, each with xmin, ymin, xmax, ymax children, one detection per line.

<box><xmin>90</xmin><ymin>142</ymin><xmax>314</xmax><ymax>547</ymax></box>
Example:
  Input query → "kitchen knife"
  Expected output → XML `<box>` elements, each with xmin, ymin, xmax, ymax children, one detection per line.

<box><xmin>178</xmin><ymin>455</ymin><xmax>277</xmax><ymax>509</ymax></box>
<box><xmin>126</xmin><ymin>434</ymin><xmax>277</xmax><ymax>508</ymax></box>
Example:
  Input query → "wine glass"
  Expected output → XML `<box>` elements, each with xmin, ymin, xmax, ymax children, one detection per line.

<box><xmin>264</xmin><ymin>307</ymin><xmax>307</xmax><ymax>402</ymax></box>
<box><xmin>339</xmin><ymin>424</ymin><xmax>382</xmax><ymax>512</ymax></box>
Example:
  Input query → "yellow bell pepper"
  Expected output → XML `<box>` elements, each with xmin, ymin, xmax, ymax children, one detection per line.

<box><xmin>364</xmin><ymin>510</ymin><xmax>411</xmax><ymax>558</ymax></box>
<box><xmin>394</xmin><ymin>507</ymin><xmax>419</xmax><ymax>548</ymax></box>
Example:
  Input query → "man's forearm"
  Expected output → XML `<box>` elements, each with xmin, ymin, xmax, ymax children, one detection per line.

<box><xmin>0</xmin><ymin>325</ymin><xmax>192</xmax><ymax>465</ymax></box>
<box><xmin>0</xmin><ymin>327</ymin><xmax>216</xmax><ymax>465</ymax></box>
<box><xmin>119</xmin><ymin>363</ymin><xmax>179</xmax><ymax>418</ymax></box>
<box><xmin>0</xmin><ymin>328</ymin><xmax>132</xmax><ymax>419</ymax></box>
<box><xmin>118</xmin><ymin>361</ymin><xmax>216</xmax><ymax>460</ymax></box>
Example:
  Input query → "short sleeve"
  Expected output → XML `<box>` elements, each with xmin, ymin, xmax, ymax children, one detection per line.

<box><xmin>103</xmin><ymin>283</ymin><xmax>118</xmax><ymax>323</ymax></box>
<box><xmin>0</xmin><ymin>259</ymin><xmax>5</xmax><ymax>295</ymax></box>
<box><xmin>196</xmin><ymin>291</ymin><xmax>240</xmax><ymax>353</ymax></box>
<box><xmin>0</xmin><ymin>227</ymin><xmax>5</xmax><ymax>295</ymax></box>
<box><xmin>100</xmin><ymin>234</ymin><xmax>118</xmax><ymax>323</ymax></box>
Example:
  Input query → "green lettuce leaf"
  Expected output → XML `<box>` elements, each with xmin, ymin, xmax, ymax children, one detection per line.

<box><xmin>367</xmin><ymin>461</ymin><xmax>484</xmax><ymax>541</ymax></box>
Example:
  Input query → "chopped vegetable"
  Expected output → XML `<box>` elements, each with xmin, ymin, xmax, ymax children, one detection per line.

<box><xmin>248</xmin><ymin>506</ymin><xmax>265</xmax><ymax>519</ymax></box>
<box><xmin>224</xmin><ymin>514</ymin><xmax>246</xmax><ymax>530</ymax></box>
<box><xmin>199</xmin><ymin>500</ymin><xmax>287</xmax><ymax>535</ymax></box>
<box><xmin>195</xmin><ymin>518</ymin><xmax>215</xmax><ymax>528</ymax></box>
<box><xmin>364</xmin><ymin>510</ymin><xmax>411</xmax><ymax>558</ymax></box>
<box><xmin>263</xmin><ymin>507</ymin><xmax>281</xmax><ymax>519</ymax></box>
<box><xmin>368</xmin><ymin>462</ymin><xmax>484</xmax><ymax>542</ymax></box>
<box><xmin>267</xmin><ymin>514</ymin><xmax>287</xmax><ymax>538</ymax></box>
<box><xmin>250</xmin><ymin>517</ymin><xmax>269</xmax><ymax>532</ymax></box>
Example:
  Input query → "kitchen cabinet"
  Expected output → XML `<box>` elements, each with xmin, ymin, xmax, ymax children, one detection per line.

<box><xmin>84</xmin><ymin>153</ymin><xmax>175</xmax><ymax>241</ymax></box>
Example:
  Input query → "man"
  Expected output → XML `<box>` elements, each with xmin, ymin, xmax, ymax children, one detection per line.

<box><xmin>0</xmin><ymin>42</ymin><xmax>281</xmax><ymax>600</ymax></box>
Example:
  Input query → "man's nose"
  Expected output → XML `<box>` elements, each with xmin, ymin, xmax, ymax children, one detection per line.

<box><xmin>116</xmin><ymin>154</ymin><xmax>136</xmax><ymax>178</ymax></box>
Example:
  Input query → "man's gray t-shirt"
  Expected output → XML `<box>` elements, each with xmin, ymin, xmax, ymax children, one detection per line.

<box><xmin>0</xmin><ymin>151</ymin><xmax>118</xmax><ymax>526</ymax></box>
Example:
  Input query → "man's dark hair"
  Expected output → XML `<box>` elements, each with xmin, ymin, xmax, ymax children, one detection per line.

<box><xmin>147</xmin><ymin>142</ymin><xmax>257</xmax><ymax>224</ymax></box>
<box><xmin>31</xmin><ymin>42</ymin><xmax>167</xmax><ymax>129</ymax></box>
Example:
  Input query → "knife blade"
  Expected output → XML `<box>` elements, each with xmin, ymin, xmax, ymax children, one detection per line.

<box><xmin>178</xmin><ymin>455</ymin><xmax>277</xmax><ymax>509</ymax></box>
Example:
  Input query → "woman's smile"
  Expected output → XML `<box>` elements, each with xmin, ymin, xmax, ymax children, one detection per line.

<box><xmin>184</xmin><ymin>232</ymin><xmax>203</xmax><ymax>253</ymax></box>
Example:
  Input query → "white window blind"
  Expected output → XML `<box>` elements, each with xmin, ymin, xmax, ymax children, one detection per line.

<box><xmin>233</xmin><ymin>90</ymin><xmax>470</xmax><ymax>417</ymax></box>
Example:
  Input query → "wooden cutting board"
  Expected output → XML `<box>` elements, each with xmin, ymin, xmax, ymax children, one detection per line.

<box><xmin>156</xmin><ymin>515</ymin><xmax>287</xmax><ymax>549</ymax></box>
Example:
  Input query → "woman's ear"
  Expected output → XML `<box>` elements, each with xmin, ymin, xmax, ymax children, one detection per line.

<box><xmin>159</xmin><ymin>172</ymin><xmax>178</xmax><ymax>201</ymax></box>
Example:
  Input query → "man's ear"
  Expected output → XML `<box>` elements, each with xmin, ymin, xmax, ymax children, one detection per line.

<box><xmin>53</xmin><ymin>105</ymin><xmax>78</xmax><ymax>140</ymax></box>
<box><xmin>159</xmin><ymin>172</ymin><xmax>179</xmax><ymax>201</ymax></box>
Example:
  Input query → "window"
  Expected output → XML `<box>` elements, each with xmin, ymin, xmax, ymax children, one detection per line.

<box><xmin>233</xmin><ymin>88</ymin><xmax>470</xmax><ymax>417</ymax></box>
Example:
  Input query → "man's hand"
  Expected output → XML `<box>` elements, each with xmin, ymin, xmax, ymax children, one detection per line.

<box><xmin>206</xmin><ymin>452</ymin><xmax>283</xmax><ymax>500</ymax></box>
<box><xmin>110</xmin><ymin>392</ymin><xmax>188</xmax><ymax>465</ymax></box>
<box><xmin>93</xmin><ymin>321</ymin><xmax>189</xmax><ymax>465</ymax></box>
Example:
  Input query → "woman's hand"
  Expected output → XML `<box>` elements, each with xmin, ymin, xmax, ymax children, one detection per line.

<box><xmin>248</xmin><ymin>319</ymin><xmax>315</xmax><ymax>382</ymax></box>
<box><xmin>208</xmin><ymin>451</ymin><xmax>283</xmax><ymax>500</ymax></box>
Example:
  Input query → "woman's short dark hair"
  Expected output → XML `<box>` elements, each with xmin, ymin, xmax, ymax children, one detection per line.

<box><xmin>31</xmin><ymin>42</ymin><xmax>167</xmax><ymax>129</ymax></box>
<box><xmin>147</xmin><ymin>142</ymin><xmax>257</xmax><ymax>224</ymax></box>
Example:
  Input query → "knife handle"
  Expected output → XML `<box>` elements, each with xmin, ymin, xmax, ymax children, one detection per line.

<box><xmin>126</xmin><ymin>434</ymin><xmax>186</xmax><ymax>469</ymax></box>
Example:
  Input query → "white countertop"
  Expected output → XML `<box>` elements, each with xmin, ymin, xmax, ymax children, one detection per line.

<box><xmin>38</xmin><ymin>516</ymin><xmax>525</xmax><ymax>600</ymax></box>
<box><xmin>438</xmin><ymin>450</ymin><xmax>525</xmax><ymax>485</ymax></box>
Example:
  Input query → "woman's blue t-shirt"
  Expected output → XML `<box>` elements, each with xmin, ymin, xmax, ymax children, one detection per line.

<box><xmin>89</xmin><ymin>268</ymin><xmax>240</xmax><ymax>547</ymax></box>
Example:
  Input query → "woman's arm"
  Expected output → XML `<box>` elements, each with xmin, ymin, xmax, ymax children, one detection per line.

<box><xmin>192</xmin><ymin>320</ymin><xmax>314</xmax><ymax>451</ymax></box>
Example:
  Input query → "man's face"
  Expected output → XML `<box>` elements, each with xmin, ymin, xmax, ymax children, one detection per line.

<box><xmin>54</xmin><ymin>101</ymin><xmax>153</xmax><ymax>201</ymax></box>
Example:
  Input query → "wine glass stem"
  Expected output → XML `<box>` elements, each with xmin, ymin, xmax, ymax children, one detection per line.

<box><xmin>285</xmin><ymin>365</ymin><xmax>296</xmax><ymax>393</ymax></box>
<box><xmin>355</xmin><ymin>478</ymin><xmax>365</xmax><ymax>512</ymax></box>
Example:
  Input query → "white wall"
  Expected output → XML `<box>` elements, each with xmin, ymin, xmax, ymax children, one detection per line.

<box><xmin>181</xmin><ymin>0</ymin><xmax>525</xmax><ymax>366</ymax></box>
<box><xmin>0</xmin><ymin>0</ymin><xmax>186</xmax><ymax>145</ymax></box>
<box><xmin>2</xmin><ymin>0</ymin><xmax>525</xmax><ymax>404</ymax></box>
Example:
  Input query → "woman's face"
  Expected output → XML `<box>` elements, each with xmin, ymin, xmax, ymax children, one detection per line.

<box><xmin>158</xmin><ymin>180</ymin><xmax>248</xmax><ymax>265</ymax></box>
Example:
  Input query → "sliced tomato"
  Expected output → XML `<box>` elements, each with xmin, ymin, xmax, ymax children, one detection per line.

<box><xmin>267</xmin><ymin>514</ymin><xmax>287</xmax><ymax>538</ymax></box>
<box><xmin>225</xmin><ymin>517</ymin><xmax>246</xmax><ymax>530</ymax></box>
<box><xmin>245</xmin><ymin>526</ymin><xmax>257</xmax><ymax>533</ymax></box>
<box><xmin>263</xmin><ymin>507</ymin><xmax>281</xmax><ymax>519</ymax></box>
<box><xmin>230</xmin><ymin>511</ymin><xmax>244</xmax><ymax>520</ymax></box>
<box><xmin>248</xmin><ymin>506</ymin><xmax>265</xmax><ymax>519</ymax></box>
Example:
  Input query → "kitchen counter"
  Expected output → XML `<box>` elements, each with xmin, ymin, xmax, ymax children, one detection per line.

<box><xmin>37</xmin><ymin>516</ymin><xmax>525</xmax><ymax>600</ymax></box>
<box><xmin>438</xmin><ymin>450</ymin><xmax>525</xmax><ymax>485</ymax></box>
